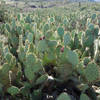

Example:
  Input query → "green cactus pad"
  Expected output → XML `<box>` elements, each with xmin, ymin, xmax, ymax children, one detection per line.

<box><xmin>63</xmin><ymin>19</ymin><xmax>68</xmax><ymax>26</ymax></box>
<box><xmin>83</xmin><ymin>57</ymin><xmax>91</xmax><ymax>66</ymax></box>
<box><xmin>37</xmin><ymin>40</ymin><xmax>48</xmax><ymax>52</ymax></box>
<box><xmin>2</xmin><ymin>63</ymin><xmax>10</xmax><ymax>74</ymax></box>
<box><xmin>25</xmin><ymin>66</ymin><xmax>35</xmax><ymax>81</ymax></box>
<box><xmin>43</xmin><ymin>24</ymin><xmax>49</xmax><ymax>32</ymax></box>
<box><xmin>26</xmin><ymin>53</ymin><xmax>36</xmax><ymax>67</ymax></box>
<box><xmin>27</xmin><ymin>33</ymin><xmax>33</xmax><ymax>43</ymax></box>
<box><xmin>32</xmin><ymin>89</ymin><xmax>42</xmax><ymax>100</ymax></box>
<box><xmin>84</xmin><ymin>34</ymin><xmax>94</xmax><ymax>47</ymax></box>
<box><xmin>18</xmin><ymin>46</ymin><xmax>26</xmax><ymax>62</ymax></box>
<box><xmin>85</xmin><ymin>29</ymin><xmax>91</xmax><ymax>37</ymax></box>
<box><xmin>57</xmin><ymin>92</ymin><xmax>71</xmax><ymax>100</ymax></box>
<box><xmin>7</xmin><ymin>86</ymin><xmax>20</xmax><ymax>96</ymax></box>
<box><xmin>12</xmin><ymin>18</ymin><xmax>16</xmax><ymax>29</ymax></box>
<box><xmin>45</xmin><ymin>31</ymin><xmax>53</xmax><ymax>39</ymax></box>
<box><xmin>33</xmin><ymin>61</ymin><xmax>43</xmax><ymax>73</ymax></box>
<box><xmin>3</xmin><ymin>47</ymin><xmax>9</xmax><ymax>57</ymax></box>
<box><xmin>17</xmin><ymin>14</ymin><xmax>20</xmax><ymax>21</ymax></box>
<box><xmin>80</xmin><ymin>93</ymin><xmax>90</xmax><ymax>100</ymax></box>
<box><xmin>6</xmin><ymin>24</ymin><xmax>10</xmax><ymax>33</ymax></box>
<box><xmin>35</xmin><ymin>74</ymin><xmax>48</xmax><ymax>85</ymax></box>
<box><xmin>56</xmin><ymin>63</ymin><xmax>73</xmax><ymax>80</ymax></box>
<box><xmin>50</xmin><ymin>17</ymin><xmax>55</xmax><ymax>23</ymax></box>
<box><xmin>10</xmin><ymin>56</ymin><xmax>16</xmax><ymax>67</ymax></box>
<box><xmin>25</xmin><ymin>61</ymin><xmax>43</xmax><ymax>81</ymax></box>
<box><xmin>77</xmin><ymin>62</ymin><xmax>84</xmax><ymax>75</ymax></box>
<box><xmin>5</xmin><ymin>53</ymin><xmax>12</xmax><ymax>63</ymax></box>
<box><xmin>94</xmin><ymin>27</ymin><xmax>99</xmax><ymax>37</ymax></box>
<box><xmin>11</xmin><ymin>36</ymin><xmax>19</xmax><ymax>47</ymax></box>
<box><xmin>56</xmin><ymin>45</ymin><xmax>62</xmax><ymax>56</ymax></box>
<box><xmin>64</xmin><ymin>33</ymin><xmax>71</xmax><ymax>46</ymax></box>
<box><xmin>91</xmin><ymin>14</ymin><xmax>96</xmax><ymax>20</ymax></box>
<box><xmin>74</xmin><ymin>34</ymin><xmax>80</xmax><ymax>49</ymax></box>
<box><xmin>88</xmin><ymin>24</ymin><xmax>94</xmax><ymax>31</ymax></box>
<box><xmin>17</xmin><ymin>26</ymin><xmax>22</xmax><ymax>35</ymax></box>
<box><xmin>84</xmin><ymin>63</ymin><xmax>99</xmax><ymax>83</ymax></box>
<box><xmin>28</xmin><ymin>43</ymin><xmax>34</xmax><ymax>53</ymax></box>
<box><xmin>59</xmin><ymin>48</ymin><xmax>68</xmax><ymax>63</ymax></box>
<box><xmin>67</xmin><ymin>50</ymin><xmax>79</xmax><ymax>66</ymax></box>
<box><xmin>57</xmin><ymin>27</ymin><xmax>64</xmax><ymax>37</ymax></box>
<box><xmin>25</xmin><ymin>15</ymin><xmax>32</xmax><ymax>23</ymax></box>
<box><xmin>0</xmin><ymin>41</ymin><xmax>3</xmax><ymax>48</ymax></box>
<box><xmin>47</xmin><ymin>40</ymin><xmax>57</xmax><ymax>48</ymax></box>
<box><xmin>25</xmin><ymin>24</ymin><xmax>32</xmax><ymax>32</ymax></box>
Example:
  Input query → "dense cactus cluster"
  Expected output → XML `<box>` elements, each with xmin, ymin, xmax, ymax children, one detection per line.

<box><xmin>0</xmin><ymin>2</ymin><xmax>100</xmax><ymax>100</ymax></box>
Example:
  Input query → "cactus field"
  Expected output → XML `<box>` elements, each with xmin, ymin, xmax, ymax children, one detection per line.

<box><xmin>0</xmin><ymin>1</ymin><xmax>100</xmax><ymax>100</ymax></box>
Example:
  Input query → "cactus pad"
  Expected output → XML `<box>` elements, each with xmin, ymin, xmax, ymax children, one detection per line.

<box><xmin>7</xmin><ymin>86</ymin><xmax>20</xmax><ymax>96</ymax></box>
<box><xmin>57</xmin><ymin>27</ymin><xmax>64</xmax><ymax>37</ymax></box>
<box><xmin>84</xmin><ymin>63</ymin><xmax>99</xmax><ymax>83</ymax></box>
<box><xmin>64</xmin><ymin>33</ymin><xmax>71</xmax><ymax>46</ymax></box>
<box><xmin>80</xmin><ymin>93</ymin><xmax>90</xmax><ymax>100</ymax></box>
<box><xmin>57</xmin><ymin>92</ymin><xmax>71</xmax><ymax>100</ymax></box>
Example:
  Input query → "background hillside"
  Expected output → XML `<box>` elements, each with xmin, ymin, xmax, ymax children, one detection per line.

<box><xmin>8</xmin><ymin>0</ymin><xmax>99</xmax><ymax>2</ymax></box>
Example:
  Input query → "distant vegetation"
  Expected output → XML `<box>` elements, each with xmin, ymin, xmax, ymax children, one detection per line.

<box><xmin>10</xmin><ymin>0</ymin><xmax>96</xmax><ymax>2</ymax></box>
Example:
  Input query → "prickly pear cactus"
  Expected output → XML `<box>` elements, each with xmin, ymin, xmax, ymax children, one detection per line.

<box><xmin>26</xmin><ymin>53</ymin><xmax>36</xmax><ymax>67</ymax></box>
<box><xmin>25</xmin><ymin>53</ymin><xmax>36</xmax><ymax>81</ymax></box>
<box><xmin>45</xmin><ymin>30</ymin><xmax>53</xmax><ymax>39</ymax></box>
<box><xmin>91</xmin><ymin>14</ymin><xmax>96</xmax><ymax>20</ymax></box>
<box><xmin>67</xmin><ymin>50</ymin><xmax>79</xmax><ymax>66</ymax></box>
<box><xmin>43</xmin><ymin>24</ymin><xmax>49</xmax><ymax>33</ymax></box>
<box><xmin>57</xmin><ymin>27</ymin><xmax>64</xmax><ymax>37</ymax></box>
<box><xmin>35</xmin><ymin>74</ymin><xmax>48</xmax><ymax>85</ymax></box>
<box><xmin>27</xmin><ymin>33</ymin><xmax>34</xmax><ymax>43</ymax></box>
<box><xmin>84</xmin><ymin>63</ymin><xmax>99</xmax><ymax>83</ymax></box>
<box><xmin>0</xmin><ymin>40</ymin><xmax>18</xmax><ymax>90</ymax></box>
<box><xmin>37</xmin><ymin>40</ymin><xmax>48</xmax><ymax>52</ymax></box>
<box><xmin>6</xmin><ymin>24</ymin><xmax>10</xmax><ymax>33</ymax></box>
<box><xmin>73</xmin><ymin>34</ymin><xmax>80</xmax><ymax>49</ymax></box>
<box><xmin>0</xmin><ymin>64</ymin><xmax>10</xmax><ymax>89</ymax></box>
<box><xmin>88</xmin><ymin>24</ymin><xmax>94</xmax><ymax>31</ymax></box>
<box><xmin>56</xmin><ymin>48</ymin><xmax>79</xmax><ymax>81</ymax></box>
<box><xmin>1</xmin><ymin>7</ymin><xmax>100</xmax><ymax>100</ymax></box>
<box><xmin>83</xmin><ymin>57</ymin><xmax>91</xmax><ymax>66</ymax></box>
<box><xmin>47</xmin><ymin>40</ymin><xmax>57</xmax><ymax>48</ymax></box>
<box><xmin>82</xmin><ymin>25</ymin><xmax>99</xmax><ymax>48</ymax></box>
<box><xmin>55</xmin><ymin>63</ymin><xmax>73</xmax><ymax>81</ymax></box>
<box><xmin>57</xmin><ymin>92</ymin><xmax>71</xmax><ymax>100</ymax></box>
<box><xmin>7</xmin><ymin>86</ymin><xmax>20</xmax><ymax>96</ymax></box>
<box><xmin>6</xmin><ymin>22</ymin><xmax>19</xmax><ymax>55</ymax></box>
<box><xmin>64</xmin><ymin>33</ymin><xmax>71</xmax><ymax>46</ymax></box>
<box><xmin>80</xmin><ymin>93</ymin><xmax>90</xmax><ymax>100</ymax></box>
<box><xmin>25</xmin><ymin>55</ymin><xmax>44</xmax><ymax>82</ymax></box>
